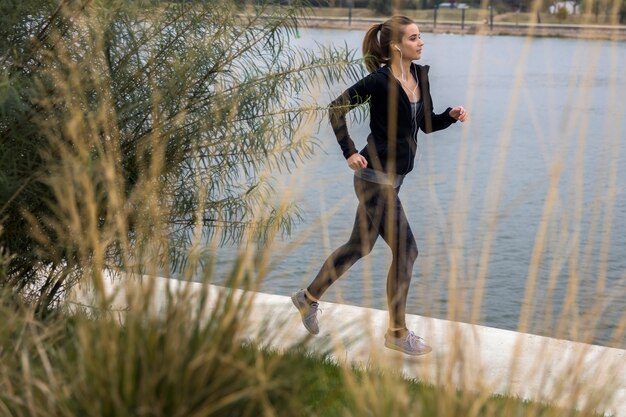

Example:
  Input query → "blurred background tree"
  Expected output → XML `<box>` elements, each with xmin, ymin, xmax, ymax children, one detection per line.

<box><xmin>556</xmin><ymin>4</ymin><xmax>569</xmax><ymax>19</ymax></box>
<box><xmin>369</xmin><ymin>0</ymin><xmax>393</xmax><ymax>14</ymax></box>
<box><xmin>0</xmin><ymin>0</ymin><xmax>362</xmax><ymax>315</ymax></box>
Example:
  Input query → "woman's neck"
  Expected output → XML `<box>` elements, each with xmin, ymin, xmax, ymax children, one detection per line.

<box><xmin>389</xmin><ymin>59</ymin><xmax>412</xmax><ymax>82</ymax></box>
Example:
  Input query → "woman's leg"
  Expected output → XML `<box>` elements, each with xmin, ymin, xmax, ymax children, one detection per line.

<box><xmin>306</xmin><ymin>177</ymin><xmax>383</xmax><ymax>300</ymax></box>
<box><xmin>379</xmin><ymin>188</ymin><xmax>419</xmax><ymax>336</ymax></box>
<box><xmin>376</xmin><ymin>188</ymin><xmax>431</xmax><ymax>356</ymax></box>
<box><xmin>307</xmin><ymin>178</ymin><xmax>418</xmax><ymax>319</ymax></box>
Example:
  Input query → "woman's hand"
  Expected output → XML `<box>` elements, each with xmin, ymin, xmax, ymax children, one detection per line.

<box><xmin>347</xmin><ymin>153</ymin><xmax>368</xmax><ymax>171</ymax></box>
<box><xmin>449</xmin><ymin>106</ymin><xmax>468</xmax><ymax>122</ymax></box>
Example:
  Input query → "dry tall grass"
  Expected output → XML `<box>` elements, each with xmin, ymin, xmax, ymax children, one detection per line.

<box><xmin>0</xmin><ymin>0</ymin><xmax>624</xmax><ymax>416</ymax></box>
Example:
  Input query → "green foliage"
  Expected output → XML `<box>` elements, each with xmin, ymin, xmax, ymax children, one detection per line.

<box><xmin>369</xmin><ymin>0</ymin><xmax>393</xmax><ymax>15</ymax></box>
<box><xmin>0</xmin><ymin>0</ymin><xmax>364</xmax><ymax>313</ymax></box>
<box><xmin>0</xmin><ymin>281</ymin><xmax>300</xmax><ymax>416</ymax></box>
<box><xmin>556</xmin><ymin>5</ymin><xmax>569</xmax><ymax>21</ymax></box>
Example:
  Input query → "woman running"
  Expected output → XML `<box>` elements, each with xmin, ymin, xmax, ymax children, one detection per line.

<box><xmin>292</xmin><ymin>15</ymin><xmax>468</xmax><ymax>356</ymax></box>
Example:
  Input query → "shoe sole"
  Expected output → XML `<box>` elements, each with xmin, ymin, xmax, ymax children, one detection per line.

<box><xmin>291</xmin><ymin>293</ymin><xmax>319</xmax><ymax>335</ymax></box>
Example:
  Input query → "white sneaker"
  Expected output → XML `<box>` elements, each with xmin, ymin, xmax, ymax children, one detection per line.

<box><xmin>384</xmin><ymin>331</ymin><xmax>432</xmax><ymax>356</ymax></box>
<box><xmin>291</xmin><ymin>289</ymin><xmax>319</xmax><ymax>335</ymax></box>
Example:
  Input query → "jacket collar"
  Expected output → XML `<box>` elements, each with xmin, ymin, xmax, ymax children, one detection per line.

<box><xmin>379</xmin><ymin>62</ymin><xmax>429</xmax><ymax>77</ymax></box>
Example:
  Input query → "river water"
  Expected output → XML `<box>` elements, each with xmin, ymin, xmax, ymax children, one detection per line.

<box><xmin>211</xmin><ymin>29</ymin><xmax>626</xmax><ymax>347</ymax></box>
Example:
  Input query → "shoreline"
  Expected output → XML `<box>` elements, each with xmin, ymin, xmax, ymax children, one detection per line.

<box><xmin>296</xmin><ymin>15</ymin><xmax>626</xmax><ymax>41</ymax></box>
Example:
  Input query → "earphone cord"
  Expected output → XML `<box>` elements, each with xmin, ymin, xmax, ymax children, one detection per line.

<box><xmin>397</xmin><ymin>49</ymin><xmax>419</xmax><ymax>98</ymax></box>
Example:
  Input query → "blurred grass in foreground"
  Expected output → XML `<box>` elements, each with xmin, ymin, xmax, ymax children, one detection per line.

<box><xmin>0</xmin><ymin>283</ymin><xmax>610</xmax><ymax>417</ymax></box>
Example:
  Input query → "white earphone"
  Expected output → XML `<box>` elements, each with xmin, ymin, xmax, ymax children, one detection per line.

<box><xmin>395</xmin><ymin>45</ymin><xmax>400</xmax><ymax>51</ymax></box>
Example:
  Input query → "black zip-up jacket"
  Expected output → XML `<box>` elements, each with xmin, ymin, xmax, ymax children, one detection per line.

<box><xmin>329</xmin><ymin>63</ymin><xmax>457</xmax><ymax>175</ymax></box>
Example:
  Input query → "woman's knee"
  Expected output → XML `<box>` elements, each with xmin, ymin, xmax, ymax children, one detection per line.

<box><xmin>354</xmin><ymin>241</ymin><xmax>375</xmax><ymax>258</ymax></box>
<box><xmin>338</xmin><ymin>240</ymin><xmax>373</xmax><ymax>262</ymax></box>
<box><xmin>397</xmin><ymin>239</ymin><xmax>418</xmax><ymax>264</ymax></box>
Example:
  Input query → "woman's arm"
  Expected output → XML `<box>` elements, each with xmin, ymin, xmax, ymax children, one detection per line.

<box><xmin>329</xmin><ymin>91</ymin><xmax>359</xmax><ymax>159</ymax></box>
<box><xmin>420</xmin><ymin>104</ymin><xmax>467</xmax><ymax>133</ymax></box>
<box><xmin>421</xmin><ymin>106</ymin><xmax>458</xmax><ymax>133</ymax></box>
<box><xmin>417</xmin><ymin>65</ymin><xmax>467</xmax><ymax>133</ymax></box>
<box><xmin>328</xmin><ymin>74</ymin><xmax>376</xmax><ymax>164</ymax></box>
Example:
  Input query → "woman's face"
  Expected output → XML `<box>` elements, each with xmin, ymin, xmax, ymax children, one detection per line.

<box><xmin>397</xmin><ymin>23</ymin><xmax>424</xmax><ymax>60</ymax></box>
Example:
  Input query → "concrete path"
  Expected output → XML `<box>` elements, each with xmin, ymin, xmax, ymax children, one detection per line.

<box><xmin>72</xmin><ymin>274</ymin><xmax>625</xmax><ymax>417</ymax></box>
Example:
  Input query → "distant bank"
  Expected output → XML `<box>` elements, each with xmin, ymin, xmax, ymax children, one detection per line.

<box><xmin>296</xmin><ymin>15</ymin><xmax>626</xmax><ymax>41</ymax></box>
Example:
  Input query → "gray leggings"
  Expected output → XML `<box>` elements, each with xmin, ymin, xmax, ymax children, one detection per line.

<box><xmin>307</xmin><ymin>175</ymin><xmax>418</xmax><ymax>330</ymax></box>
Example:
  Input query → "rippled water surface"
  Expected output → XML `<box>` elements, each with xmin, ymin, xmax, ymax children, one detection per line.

<box><xmin>212</xmin><ymin>29</ymin><xmax>626</xmax><ymax>347</ymax></box>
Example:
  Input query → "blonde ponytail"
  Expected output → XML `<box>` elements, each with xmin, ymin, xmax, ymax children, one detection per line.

<box><xmin>362</xmin><ymin>23</ymin><xmax>384</xmax><ymax>73</ymax></box>
<box><xmin>362</xmin><ymin>16</ymin><xmax>416</xmax><ymax>73</ymax></box>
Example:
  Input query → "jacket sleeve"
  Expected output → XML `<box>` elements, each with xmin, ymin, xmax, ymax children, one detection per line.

<box><xmin>417</xmin><ymin>66</ymin><xmax>457</xmax><ymax>134</ymax></box>
<box><xmin>420</xmin><ymin>106</ymin><xmax>457</xmax><ymax>134</ymax></box>
<box><xmin>328</xmin><ymin>75</ymin><xmax>374</xmax><ymax>159</ymax></box>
